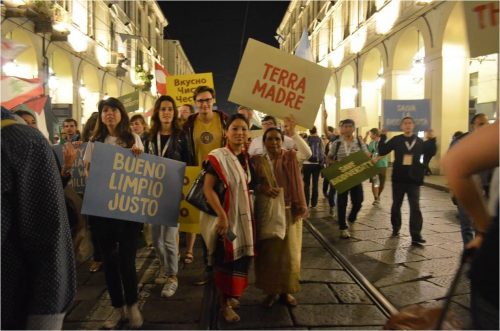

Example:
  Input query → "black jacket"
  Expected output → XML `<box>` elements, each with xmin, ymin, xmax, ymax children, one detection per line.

<box><xmin>423</xmin><ymin>137</ymin><xmax>437</xmax><ymax>158</ymax></box>
<box><xmin>144</xmin><ymin>130</ymin><xmax>192</xmax><ymax>164</ymax></box>
<box><xmin>379</xmin><ymin>134</ymin><xmax>425</xmax><ymax>185</ymax></box>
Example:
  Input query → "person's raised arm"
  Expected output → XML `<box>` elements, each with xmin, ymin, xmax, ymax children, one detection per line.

<box><xmin>442</xmin><ymin>121</ymin><xmax>499</xmax><ymax>248</ymax></box>
<box><xmin>377</xmin><ymin>128</ymin><xmax>394</xmax><ymax>156</ymax></box>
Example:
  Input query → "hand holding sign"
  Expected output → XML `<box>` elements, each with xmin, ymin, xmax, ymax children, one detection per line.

<box><xmin>63</xmin><ymin>142</ymin><xmax>77</xmax><ymax>172</ymax></box>
<box><xmin>131</xmin><ymin>144</ymin><xmax>143</xmax><ymax>157</ymax></box>
<box><xmin>283</xmin><ymin>115</ymin><xmax>297</xmax><ymax>137</ymax></box>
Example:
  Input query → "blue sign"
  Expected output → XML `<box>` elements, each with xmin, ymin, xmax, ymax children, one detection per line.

<box><xmin>81</xmin><ymin>142</ymin><xmax>186</xmax><ymax>226</ymax></box>
<box><xmin>53</xmin><ymin>142</ymin><xmax>88</xmax><ymax>195</ymax></box>
<box><xmin>383</xmin><ymin>99</ymin><xmax>431</xmax><ymax>131</ymax></box>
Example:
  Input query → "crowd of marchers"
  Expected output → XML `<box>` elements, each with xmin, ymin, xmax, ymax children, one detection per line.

<box><xmin>2</xmin><ymin>86</ymin><xmax>497</xmax><ymax>330</ymax></box>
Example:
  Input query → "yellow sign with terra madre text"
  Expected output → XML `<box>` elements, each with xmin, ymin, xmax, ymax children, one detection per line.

<box><xmin>166</xmin><ymin>73</ymin><xmax>215</xmax><ymax>106</ymax></box>
<box><xmin>179</xmin><ymin>166</ymin><xmax>201</xmax><ymax>234</ymax></box>
<box><xmin>229</xmin><ymin>38</ymin><xmax>331</xmax><ymax>129</ymax></box>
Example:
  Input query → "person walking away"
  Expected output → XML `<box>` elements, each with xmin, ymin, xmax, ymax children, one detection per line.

<box><xmin>145</xmin><ymin>95</ymin><xmax>191</xmax><ymax>298</ymax></box>
<box><xmin>366</xmin><ymin>128</ymin><xmax>388</xmax><ymax>205</ymax></box>
<box><xmin>303</xmin><ymin>126</ymin><xmax>325</xmax><ymax>208</ymax></box>
<box><xmin>202</xmin><ymin>114</ymin><xmax>256</xmax><ymax>323</ymax></box>
<box><xmin>378</xmin><ymin>117</ymin><xmax>426</xmax><ymax>246</ymax></box>
<box><xmin>248</xmin><ymin>115</ymin><xmax>296</xmax><ymax>156</ymax></box>
<box><xmin>83</xmin><ymin>98</ymin><xmax>145</xmax><ymax>329</ymax></box>
<box><xmin>327</xmin><ymin>119</ymin><xmax>369</xmax><ymax>239</ymax></box>
<box><xmin>423</xmin><ymin>129</ymin><xmax>437</xmax><ymax>176</ymax></box>
<box><xmin>442</xmin><ymin>120</ymin><xmax>498</xmax><ymax>330</ymax></box>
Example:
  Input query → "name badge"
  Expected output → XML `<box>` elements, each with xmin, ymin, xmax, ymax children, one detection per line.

<box><xmin>403</xmin><ymin>154</ymin><xmax>413</xmax><ymax>166</ymax></box>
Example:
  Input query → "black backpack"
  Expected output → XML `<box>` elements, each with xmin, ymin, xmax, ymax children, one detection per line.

<box><xmin>307</xmin><ymin>136</ymin><xmax>324</xmax><ymax>164</ymax></box>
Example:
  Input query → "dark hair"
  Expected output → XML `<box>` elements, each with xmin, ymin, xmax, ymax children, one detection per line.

<box><xmin>369</xmin><ymin>128</ymin><xmax>380</xmax><ymax>136</ymax></box>
<box><xmin>470</xmin><ymin>113</ymin><xmax>486</xmax><ymax>125</ymax></box>
<box><xmin>327</xmin><ymin>126</ymin><xmax>334</xmax><ymax>133</ymax></box>
<box><xmin>262</xmin><ymin>115</ymin><xmax>277</xmax><ymax>126</ymax></box>
<box><xmin>82</xmin><ymin>112</ymin><xmax>98</xmax><ymax>142</ymax></box>
<box><xmin>130</xmin><ymin>114</ymin><xmax>147</xmax><ymax>125</ymax></box>
<box><xmin>181</xmin><ymin>104</ymin><xmax>195</xmax><ymax>113</ymax></box>
<box><xmin>341</xmin><ymin>119</ymin><xmax>355</xmax><ymax>127</ymax></box>
<box><xmin>91</xmin><ymin>97</ymin><xmax>135</xmax><ymax>148</ymax></box>
<box><xmin>63</xmin><ymin>118</ymin><xmax>77</xmax><ymax>126</ymax></box>
<box><xmin>309</xmin><ymin>126</ymin><xmax>317</xmax><ymax>135</ymax></box>
<box><xmin>452</xmin><ymin>131</ymin><xmax>464</xmax><ymax>139</ymax></box>
<box><xmin>15</xmin><ymin>110</ymin><xmax>35</xmax><ymax>121</ymax></box>
<box><xmin>263</xmin><ymin>127</ymin><xmax>284</xmax><ymax>142</ymax></box>
<box><xmin>150</xmin><ymin>95</ymin><xmax>180</xmax><ymax>139</ymax></box>
<box><xmin>400</xmin><ymin>116</ymin><xmax>415</xmax><ymax>124</ymax></box>
<box><xmin>193</xmin><ymin>85</ymin><xmax>215</xmax><ymax>101</ymax></box>
<box><xmin>224</xmin><ymin>113</ymin><xmax>249</xmax><ymax>130</ymax></box>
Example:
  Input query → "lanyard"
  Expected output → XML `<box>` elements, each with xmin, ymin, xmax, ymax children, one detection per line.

<box><xmin>343</xmin><ymin>140</ymin><xmax>353</xmax><ymax>156</ymax></box>
<box><xmin>405</xmin><ymin>138</ymin><xmax>417</xmax><ymax>152</ymax></box>
<box><xmin>157</xmin><ymin>133</ymin><xmax>171</xmax><ymax>157</ymax></box>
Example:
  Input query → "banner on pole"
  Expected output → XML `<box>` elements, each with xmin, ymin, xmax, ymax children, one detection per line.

<box><xmin>383</xmin><ymin>99</ymin><xmax>431</xmax><ymax>132</ymax></box>
<box><xmin>464</xmin><ymin>1</ymin><xmax>499</xmax><ymax>58</ymax></box>
<box><xmin>228</xmin><ymin>38</ymin><xmax>331</xmax><ymax>129</ymax></box>
<box><xmin>166</xmin><ymin>73</ymin><xmax>214</xmax><ymax>105</ymax></box>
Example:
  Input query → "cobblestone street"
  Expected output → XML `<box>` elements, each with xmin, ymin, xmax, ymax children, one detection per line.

<box><xmin>63</xmin><ymin>177</ymin><xmax>471</xmax><ymax>329</ymax></box>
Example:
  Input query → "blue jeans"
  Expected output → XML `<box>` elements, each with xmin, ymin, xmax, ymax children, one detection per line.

<box><xmin>152</xmin><ymin>225</ymin><xmax>178</xmax><ymax>276</ymax></box>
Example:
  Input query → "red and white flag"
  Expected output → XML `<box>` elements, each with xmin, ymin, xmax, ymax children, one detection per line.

<box><xmin>23</xmin><ymin>95</ymin><xmax>48</xmax><ymax>115</ymax></box>
<box><xmin>1</xmin><ymin>76</ymin><xmax>44</xmax><ymax>110</ymax></box>
<box><xmin>1</xmin><ymin>39</ymin><xmax>28</xmax><ymax>66</ymax></box>
<box><xmin>155</xmin><ymin>62</ymin><xmax>169</xmax><ymax>95</ymax></box>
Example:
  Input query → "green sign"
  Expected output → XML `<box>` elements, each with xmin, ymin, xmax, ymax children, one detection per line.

<box><xmin>321</xmin><ymin>151</ymin><xmax>378</xmax><ymax>194</ymax></box>
<box><xmin>118</xmin><ymin>91</ymin><xmax>140</xmax><ymax>113</ymax></box>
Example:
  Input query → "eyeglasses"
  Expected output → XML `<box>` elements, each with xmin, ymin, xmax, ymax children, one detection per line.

<box><xmin>195</xmin><ymin>98</ymin><xmax>213</xmax><ymax>104</ymax></box>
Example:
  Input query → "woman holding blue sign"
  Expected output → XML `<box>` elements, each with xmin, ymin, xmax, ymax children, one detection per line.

<box><xmin>203</xmin><ymin>113</ymin><xmax>256</xmax><ymax>323</ymax></box>
<box><xmin>83</xmin><ymin>97</ymin><xmax>145</xmax><ymax>329</ymax></box>
<box><xmin>144</xmin><ymin>95</ymin><xmax>191</xmax><ymax>298</ymax></box>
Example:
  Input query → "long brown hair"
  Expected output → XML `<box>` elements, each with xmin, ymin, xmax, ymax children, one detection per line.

<box><xmin>91</xmin><ymin>97</ymin><xmax>135</xmax><ymax>148</ymax></box>
<box><xmin>149</xmin><ymin>95</ymin><xmax>180</xmax><ymax>139</ymax></box>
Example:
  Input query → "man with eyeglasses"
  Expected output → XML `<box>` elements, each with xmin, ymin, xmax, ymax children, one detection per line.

<box><xmin>182</xmin><ymin>85</ymin><xmax>228</xmax><ymax>285</ymax></box>
<box><xmin>183</xmin><ymin>86</ymin><xmax>228</xmax><ymax>166</ymax></box>
<box><xmin>248</xmin><ymin>115</ymin><xmax>296</xmax><ymax>156</ymax></box>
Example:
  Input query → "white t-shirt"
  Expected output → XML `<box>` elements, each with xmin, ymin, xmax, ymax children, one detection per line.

<box><xmin>248</xmin><ymin>135</ymin><xmax>296</xmax><ymax>156</ymax></box>
<box><xmin>83</xmin><ymin>133</ymin><xmax>144</xmax><ymax>164</ymax></box>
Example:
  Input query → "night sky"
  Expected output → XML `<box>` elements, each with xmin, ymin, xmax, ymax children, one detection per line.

<box><xmin>159</xmin><ymin>1</ymin><xmax>290</xmax><ymax>113</ymax></box>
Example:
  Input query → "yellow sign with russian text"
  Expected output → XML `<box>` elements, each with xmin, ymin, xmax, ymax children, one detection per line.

<box><xmin>167</xmin><ymin>73</ymin><xmax>215</xmax><ymax>106</ymax></box>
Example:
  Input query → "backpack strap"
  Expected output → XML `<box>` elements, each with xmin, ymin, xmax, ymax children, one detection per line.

<box><xmin>333</xmin><ymin>140</ymin><xmax>342</xmax><ymax>161</ymax></box>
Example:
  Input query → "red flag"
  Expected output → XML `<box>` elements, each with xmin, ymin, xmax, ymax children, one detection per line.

<box><xmin>1</xmin><ymin>76</ymin><xmax>43</xmax><ymax>110</ymax></box>
<box><xmin>155</xmin><ymin>62</ymin><xmax>169</xmax><ymax>95</ymax></box>
<box><xmin>24</xmin><ymin>95</ymin><xmax>48</xmax><ymax>114</ymax></box>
